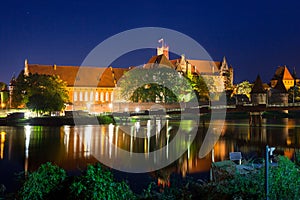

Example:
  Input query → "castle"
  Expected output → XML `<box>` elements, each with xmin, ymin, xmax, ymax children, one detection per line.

<box><xmin>10</xmin><ymin>42</ymin><xmax>234</xmax><ymax>113</ymax></box>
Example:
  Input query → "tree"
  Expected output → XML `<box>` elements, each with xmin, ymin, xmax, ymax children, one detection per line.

<box><xmin>118</xmin><ymin>67</ymin><xmax>193</xmax><ymax>103</ymax></box>
<box><xmin>186</xmin><ymin>73</ymin><xmax>209</xmax><ymax>101</ymax></box>
<box><xmin>12</xmin><ymin>72</ymin><xmax>69</xmax><ymax>114</ymax></box>
<box><xmin>236</xmin><ymin>81</ymin><xmax>253</xmax><ymax>99</ymax></box>
<box><xmin>288</xmin><ymin>85</ymin><xmax>300</xmax><ymax>103</ymax></box>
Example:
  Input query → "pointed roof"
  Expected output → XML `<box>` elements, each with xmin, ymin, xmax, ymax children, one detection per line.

<box><xmin>250</xmin><ymin>75</ymin><xmax>266</xmax><ymax>94</ymax></box>
<box><xmin>272</xmin><ymin>79</ymin><xmax>288</xmax><ymax>93</ymax></box>
<box><xmin>292</xmin><ymin>67</ymin><xmax>297</xmax><ymax>79</ymax></box>
<box><xmin>144</xmin><ymin>54</ymin><xmax>175</xmax><ymax>69</ymax></box>
<box><xmin>272</xmin><ymin>66</ymin><xmax>294</xmax><ymax>81</ymax></box>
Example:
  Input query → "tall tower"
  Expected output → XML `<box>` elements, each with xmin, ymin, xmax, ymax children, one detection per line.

<box><xmin>157</xmin><ymin>39</ymin><xmax>169</xmax><ymax>59</ymax></box>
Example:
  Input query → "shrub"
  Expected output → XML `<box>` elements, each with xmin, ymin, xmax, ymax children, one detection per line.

<box><xmin>210</xmin><ymin>156</ymin><xmax>300</xmax><ymax>199</ymax></box>
<box><xmin>70</xmin><ymin>163</ymin><xmax>135</xmax><ymax>200</ymax></box>
<box><xmin>19</xmin><ymin>162</ymin><xmax>66</xmax><ymax>200</ymax></box>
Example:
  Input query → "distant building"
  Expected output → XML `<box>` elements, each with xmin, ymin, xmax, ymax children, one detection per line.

<box><xmin>250</xmin><ymin>75</ymin><xmax>267</xmax><ymax>105</ymax></box>
<box><xmin>15</xmin><ymin>59</ymin><xmax>129</xmax><ymax>113</ymax></box>
<box><xmin>270</xmin><ymin>65</ymin><xmax>294</xmax><ymax>90</ymax></box>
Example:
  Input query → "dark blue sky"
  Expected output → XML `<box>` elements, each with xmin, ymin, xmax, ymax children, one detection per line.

<box><xmin>1</xmin><ymin>0</ymin><xmax>299</xmax><ymax>84</ymax></box>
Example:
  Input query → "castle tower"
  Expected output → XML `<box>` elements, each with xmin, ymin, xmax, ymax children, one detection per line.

<box><xmin>157</xmin><ymin>39</ymin><xmax>169</xmax><ymax>59</ymax></box>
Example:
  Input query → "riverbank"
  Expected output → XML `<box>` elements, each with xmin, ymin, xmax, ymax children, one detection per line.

<box><xmin>1</xmin><ymin>155</ymin><xmax>300</xmax><ymax>200</ymax></box>
<box><xmin>0</xmin><ymin>115</ymin><xmax>115</xmax><ymax>126</ymax></box>
<box><xmin>1</xmin><ymin>110</ymin><xmax>300</xmax><ymax>126</ymax></box>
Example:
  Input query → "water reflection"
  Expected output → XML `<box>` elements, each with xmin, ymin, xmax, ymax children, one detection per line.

<box><xmin>0</xmin><ymin>118</ymin><xmax>300</xmax><ymax>192</ymax></box>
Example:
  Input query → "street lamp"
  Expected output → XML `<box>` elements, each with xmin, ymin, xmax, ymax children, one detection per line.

<box><xmin>265</xmin><ymin>145</ymin><xmax>276</xmax><ymax>200</ymax></box>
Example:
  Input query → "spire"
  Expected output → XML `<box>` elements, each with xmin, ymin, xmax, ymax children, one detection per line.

<box><xmin>220</xmin><ymin>56</ymin><xmax>228</xmax><ymax>71</ymax></box>
<box><xmin>250</xmin><ymin>74</ymin><xmax>265</xmax><ymax>94</ymax></box>
<box><xmin>292</xmin><ymin>67</ymin><xmax>297</xmax><ymax>80</ymax></box>
<box><xmin>24</xmin><ymin>59</ymin><xmax>29</xmax><ymax>76</ymax></box>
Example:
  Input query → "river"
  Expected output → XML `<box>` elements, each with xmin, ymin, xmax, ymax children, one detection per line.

<box><xmin>0</xmin><ymin>118</ymin><xmax>300</xmax><ymax>193</ymax></box>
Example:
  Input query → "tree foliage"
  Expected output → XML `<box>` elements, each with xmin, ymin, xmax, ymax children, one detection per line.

<box><xmin>288</xmin><ymin>85</ymin><xmax>300</xmax><ymax>103</ymax></box>
<box><xmin>70</xmin><ymin>163</ymin><xmax>136</xmax><ymax>200</ymax></box>
<box><xmin>236</xmin><ymin>81</ymin><xmax>253</xmax><ymax>99</ymax></box>
<box><xmin>19</xmin><ymin>162</ymin><xmax>67</xmax><ymax>200</ymax></box>
<box><xmin>186</xmin><ymin>73</ymin><xmax>209</xmax><ymax>101</ymax></box>
<box><xmin>118</xmin><ymin>67</ymin><xmax>194</xmax><ymax>103</ymax></box>
<box><xmin>12</xmin><ymin>72</ymin><xmax>69</xmax><ymax>113</ymax></box>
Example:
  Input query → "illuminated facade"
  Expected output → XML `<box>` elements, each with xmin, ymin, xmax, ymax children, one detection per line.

<box><xmin>22</xmin><ymin>59</ymin><xmax>128</xmax><ymax>113</ymax></box>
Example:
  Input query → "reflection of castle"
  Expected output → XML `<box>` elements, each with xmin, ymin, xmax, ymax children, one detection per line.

<box><xmin>10</xmin><ymin>41</ymin><xmax>234</xmax><ymax>112</ymax></box>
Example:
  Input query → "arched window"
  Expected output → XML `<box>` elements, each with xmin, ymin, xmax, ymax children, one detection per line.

<box><xmin>100</xmin><ymin>92</ymin><xmax>104</xmax><ymax>102</ymax></box>
<box><xmin>90</xmin><ymin>91</ymin><xmax>94</xmax><ymax>101</ymax></box>
<box><xmin>95</xmin><ymin>92</ymin><xmax>99</xmax><ymax>101</ymax></box>
<box><xmin>74</xmin><ymin>91</ymin><xmax>78</xmax><ymax>102</ymax></box>
<box><xmin>85</xmin><ymin>91</ymin><xmax>88</xmax><ymax>101</ymax></box>
<box><xmin>79</xmin><ymin>91</ymin><xmax>83</xmax><ymax>101</ymax></box>
<box><xmin>105</xmin><ymin>92</ymin><xmax>109</xmax><ymax>102</ymax></box>
<box><xmin>110</xmin><ymin>92</ymin><xmax>114</xmax><ymax>101</ymax></box>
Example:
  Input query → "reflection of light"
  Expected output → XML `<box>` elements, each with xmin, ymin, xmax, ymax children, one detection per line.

<box><xmin>84</xmin><ymin>126</ymin><xmax>92</xmax><ymax>157</ymax></box>
<box><xmin>124</xmin><ymin>107</ymin><xmax>128</xmax><ymax>112</ymax></box>
<box><xmin>0</xmin><ymin>131</ymin><xmax>6</xmax><ymax>159</ymax></box>
<box><xmin>24</xmin><ymin>125</ymin><xmax>31</xmax><ymax>175</ymax></box>
<box><xmin>115</xmin><ymin>126</ymin><xmax>119</xmax><ymax>157</ymax></box>
<box><xmin>135</xmin><ymin>107</ymin><xmax>140</xmax><ymax>112</ymax></box>
<box><xmin>64</xmin><ymin>126</ymin><xmax>70</xmax><ymax>154</ymax></box>
<box><xmin>108</xmin><ymin>124</ymin><xmax>114</xmax><ymax>158</ymax></box>
<box><xmin>287</xmin><ymin>137</ymin><xmax>292</xmax><ymax>146</ymax></box>
<box><xmin>135</xmin><ymin>121</ymin><xmax>140</xmax><ymax>132</ymax></box>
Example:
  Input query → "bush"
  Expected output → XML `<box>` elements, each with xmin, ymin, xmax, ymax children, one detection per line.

<box><xmin>19</xmin><ymin>162</ymin><xmax>67</xmax><ymax>200</ymax></box>
<box><xmin>210</xmin><ymin>156</ymin><xmax>300</xmax><ymax>199</ymax></box>
<box><xmin>70</xmin><ymin>163</ymin><xmax>135</xmax><ymax>200</ymax></box>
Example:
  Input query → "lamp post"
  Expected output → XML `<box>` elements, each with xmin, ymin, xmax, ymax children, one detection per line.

<box><xmin>265</xmin><ymin>145</ymin><xmax>275</xmax><ymax>200</ymax></box>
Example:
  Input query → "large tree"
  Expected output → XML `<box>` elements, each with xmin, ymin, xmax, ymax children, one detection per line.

<box><xmin>117</xmin><ymin>67</ymin><xmax>193</xmax><ymax>103</ymax></box>
<box><xmin>12</xmin><ymin>72</ymin><xmax>69</xmax><ymax>114</ymax></box>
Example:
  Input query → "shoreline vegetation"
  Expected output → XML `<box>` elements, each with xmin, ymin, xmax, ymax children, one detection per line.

<box><xmin>1</xmin><ymin>155</ymin><xmax>300</xmax><ymax>200</ymax></box>
<box><xmin>0</xmin><ymin>110</ymin><xmax>300</xmax><ymax>126</ymax></box>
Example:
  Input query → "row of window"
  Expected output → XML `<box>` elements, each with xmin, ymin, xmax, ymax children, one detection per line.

<box><xmin>73</xmin><ymin>91</ymin><xmax>113</xmax><ymax>102</ymax></box>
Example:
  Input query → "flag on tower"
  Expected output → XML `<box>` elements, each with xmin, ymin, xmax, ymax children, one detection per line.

<box><xmin>158</xmin><ymin>38</ymin><xmax>163</xmax><ymax>43</ymax></box>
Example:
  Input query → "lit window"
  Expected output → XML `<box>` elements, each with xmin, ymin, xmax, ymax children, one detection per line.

<box><xmin>100</xmin><ymin>92</ymin><xmax>104</xmax><ymax>102</ymax></box>
<box><xmin>74</xmin><ymin>91</ymin><xmax>78</xmax><ymax>102</ymax></box>
<box><xmin>106</xmin><ymin>92</ymin><xmax>109</xmax><ymax>102</ymax></box>
<box><xmin>95</xmin><ymin>92</ymin><xmax>99</xmax><ymax>101</ymax></box>
<box><xmin>111</xmin><ymin>92</ymin><xmax>114</xmax><ymax>101</ymax></box>
<box><xmin>90</xmin><ymin>91</ymin><xmax>94</xmax><ymax>101</ymax></box>
<box><xmin>85</xmin><ymin>91</ymin><xmax>88</xmax><ymax>101</ymax></box>
<box><xmin>79</xmin><ymin>92</ymin><xmax>83</xmax><ymax>101</ymax></box>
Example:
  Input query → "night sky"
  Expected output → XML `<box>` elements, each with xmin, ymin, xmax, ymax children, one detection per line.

<box><xmin>1</xmin><ymin>0</ymin><xmax>299</xmax><ymax>85</ymax></box>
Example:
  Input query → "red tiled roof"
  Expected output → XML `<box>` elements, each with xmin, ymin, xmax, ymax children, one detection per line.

<box><xmin>186</xmin><ymin>60</ymin><xmax>221</xmax><ymax>74</ymax></box>
<box><xmin>272</xmin><ymin>66</ymin><xmax>294</xmax><ymax>81</ymax></box>
<box><xmin>144</xmin><ymin>54</ymin><xmax>175</xmax><ymax>69</ymax></box>
<box><xmin>27</xmin><ymin>64</ymin><xmax>128</xmax><ymax>87</ymax></box>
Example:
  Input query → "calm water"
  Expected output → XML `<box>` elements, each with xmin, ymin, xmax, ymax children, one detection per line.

<box><xmin>1</xmin><ymin>118</ymin><xmax>300</xmax><ymax>193</ymax></box>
